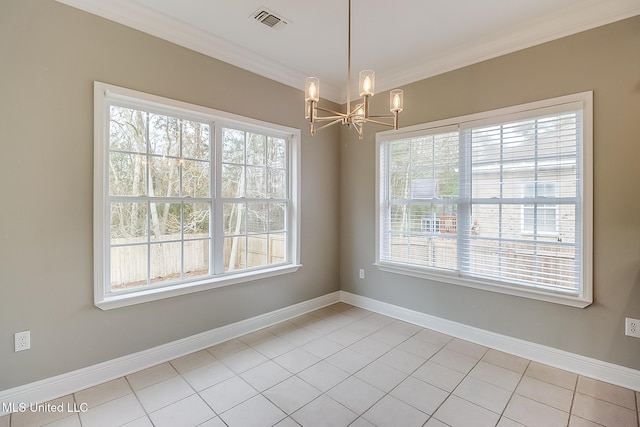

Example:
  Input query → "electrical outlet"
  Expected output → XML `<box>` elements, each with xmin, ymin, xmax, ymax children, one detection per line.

<box><xmin>359</xmin><ymin>269</ymin><xmax>365</xmax><ymax>279</ymax></box>
<box><xmin>625</xmin><ymin>318</ymin><xmax>640</xmax><ymax>338</ymax></box>
<box><xmin>15</xmin><ymin>331</ymin><xmax>30</xmax><ymax>352</ymax></box>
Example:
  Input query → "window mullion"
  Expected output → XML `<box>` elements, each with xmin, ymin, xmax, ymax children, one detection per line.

<box><xmin>213</xmin><ymin>124</ymin><xmax>225</xmax><ymax>275</ymax></box>
<box><xmin>458</xmin><ymin>127</ymin><xmax>471</xmax><ymax>274</ymax></box>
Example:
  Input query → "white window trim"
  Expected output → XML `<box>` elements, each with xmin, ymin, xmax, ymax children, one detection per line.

<box><xmin>94</xmin><ymin>82</ymin><xmax>301</xmax><ymax>310</ymax></box>
<box><xmin>375</xmin><ymin>92</ymin><xmax>593</xmax><ymax>308</ymax></box>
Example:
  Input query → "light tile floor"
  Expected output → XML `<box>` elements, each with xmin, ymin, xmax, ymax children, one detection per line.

<box><xmin>3</xmin><ymin>303</ymin><xmax>639</xmax><ymax>427</ymax></box>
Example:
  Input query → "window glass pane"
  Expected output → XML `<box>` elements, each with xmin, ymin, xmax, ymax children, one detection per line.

<box><xmin>269</xmin><ymin>233</ymin><xmax>286</xmax><ymax>264</ymax></box>
<box><xmin>184</xmin><ymin>203</ymin><xmax>210</xmax><ymax>239</ymax></box>
<box><xmin>109</xmin><ymin>152</ymin><xmax>147</xmax><ymax>196</ymax></box>
<box><xmin>224</xmin><ymin>203</ymin><xmax>245</xmax><ymax>235</ymax></box>
<box><xmin>183</xmin><ymin>121</ymin><xmax>210</xmax><ymax>160</ymax></box>
<box><xmin>148</xmin><ymin>114</ymin><xmax>180</xmax><ymax>157</ymax></box>
<box><xmin>222</xmin><ymin>128</ymin><xmax>245</xmax><ymax>164</ymax></box>
<box><xmin>110</xmin><ymin>245</ymin><xmax>147</xmax><ymax>291</ymax></box>
<box><xmin>269</xmin><ymin>202</ymin><xmax>286</xmax><ymax>232</ymax></box>
<box><xmin>267</xmin><ymin>137</ymin><xmax>287</xmax><ymax>168</ymax></box>
<box><xmin>247</xmin><ymin>202</ymin><xmax>267</xmax><ymax>233</ymax></box>
<box><xmin>149</xmin><ymin>156</ymin><xmax>180</xmax><ymax>198</ymax></box>
<box><xmin>150</xmin><ymin>241</ymin><xmax>181</xmax><ymax>284</ymax></box>
<box><xmin>109</xmin><ymin>106</ymin><xmax>147</xmax><ymax>153</ymax></box>
<box><xmin>267</xmin><ymin>169</ymin><xmax>286</xmax><ymax>199</ymax></box>
<box><xmin>150</xmin><ymin>202</ymin><xmax>181</xmax><ymax>240</ymax></box>
<box><xmin>247</xmin><ymin>235</ymin><xmax>268</xmax><ymax>268</ymax></box>
<box><xmin>224</xmin><ymin>236</ymin><xmax>246</xmax><ymax>271</ymax></box>
<box><xmin>182</xmin><ymin>159</ymin><xmax>210</xmax><ymax>198</ymax></box>
<box><xmin>184</xmin><ymin>238</ymin><xmax>210</xmax><ymax>279</ymax></box>
<box><xmin>111</xmin><ymin>202</ymin><xmax>147</xmax><ymax>243</ymax></box>
<box><xmin>246</xmin><ymin>166</ymin><xmax>266</xmax><ymax>198</ymax></box>
<box><xmin>222</xmin><ymin>164</ymin><xmax>244</xmax><ymax>198</ymax></box>
<box><xmin>247</xmin><ymin>133</ymin><xmax>266</xmax><ymax>166</ymax></box>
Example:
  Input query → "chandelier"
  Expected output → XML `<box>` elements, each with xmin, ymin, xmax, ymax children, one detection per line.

<box><xmin>304</xmin><ymin>0</ymin><xmax>404</xmax><ymax>139</ymax></box>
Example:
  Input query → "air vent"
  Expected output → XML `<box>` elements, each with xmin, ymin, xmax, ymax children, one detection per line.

<box><xmin>252</xmin><ymin>7</ymin><xmax>288</xmax><ymax>29</ymax></box>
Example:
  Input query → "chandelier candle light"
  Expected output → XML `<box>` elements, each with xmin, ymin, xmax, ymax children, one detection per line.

<box><xmin>304</xmin><ymin>0</ymin><xmax>404</xmax><ymax>139</ymax></box>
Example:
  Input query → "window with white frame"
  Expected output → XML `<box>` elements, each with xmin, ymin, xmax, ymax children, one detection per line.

<box><xmin>376</xmin><ymin>92</ymin><xmax>592</xmax><ymax>307</ymax></box>
<box><xmin>94</xmin><ymin>82</ymin><xmax>300</xmax><ymax>309</ymax></box>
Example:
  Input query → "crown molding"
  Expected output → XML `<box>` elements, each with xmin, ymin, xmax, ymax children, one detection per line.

<box><xmin>55</xmin><ymin>0</ymin><xmax>639</xmax><ymax>104</ymax></box>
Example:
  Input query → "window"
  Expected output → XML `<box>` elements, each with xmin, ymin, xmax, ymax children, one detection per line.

<box><xmin>376</xmin><ymin>92</ymin><xmax>592</xmax><ymax>307</ymax></box>
<box><xmin>522</xmin><ymin>182</ymin><xmax>557</xmax><ymax>234</ymax></box>
<box><xmin>94</xmin><ymin>82</ymin><xmax>300</xmax><ymax>309</ymax></box>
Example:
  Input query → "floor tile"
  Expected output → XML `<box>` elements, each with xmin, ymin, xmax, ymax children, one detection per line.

<box><xmin>44</xmin><ymin>415</ymin><xmax>81</xmax><ymax>426</ymax></box>
<box><xmin>432</xmin><ymin>395</ymin><xmax>500</xmax><ymax>427</ymax></box>
<box><xmin>221</xmin><ymin>347</ymin><xmax>269</xmax><ymax>374</ymax></box>
<box><xmin>135</xmin><ymin>375</ymin><xmax>194</xmax><ymax>413</ymax></box>
<box><xmin>396</xmin><ymin>337</ymin><xmax>443</xmax><ymax>360</ymax></box>
<box><xmin>181</xmin><ymin>360</ymin><xmax>235</xmax><ymax>391</ymax></box>
<box><xmin>199</xmin><ymin>375</ymin><xmax>258</xmax><ymax>414</ymax></box>
<box><xmin>325</xmin><ymin>347</ymin><xmax>375</xmax><ymax>374</ymax></box>
<box><xmin>302</xmin><ymin>336</ymin><xmax>344</xmax><ymax>359</ymax></box>
<box><xmin>430</xmin><ymin>348</ymin><xmax>480</xmax><ymax>374</ymax></box>
<box><xmin>349</xmin><ymin>336</ymin><xmax>394</xmax><ymax>359</ymax></box>
<box><xmin>169</xmin><ymin>349</ymin><xmax>216</xmax><ymax>374</ymax></box>
<box><xmin>362</xmin><ymin>395</ymin><xmax>429</xmax><ymax>427</ymax></box>
<box><xmin>206</xmin><ymin>338</ymin><xmax>249</xmax><ymax>359</ymax></box>
<box><xmin>78</xmin><ymin>394</ymin><xmax>146</xmax><ymax>427</ymax></box>
<box><xmin>292</xmin><ymin>395</ymin><xmax>358</xmax><ymax>427</ymax></box>
<box><xmin>326</xmin><ymin>376</ymin><xmax>385</xmax><ymax>414</ymax></box>
<box><xmin>503</xmin><ymin>394</ymin><xmax>569</xmax><ymax>427</ymax></box>
<box><xmin>571</xmin><ymin>392</ymin><xmax>638</xmax><ymax>427</ymax></box>
<box><xmin>240</xmin><ymin>360</ymin><xmax>292</xmax><ymax>391</ymax></box>
<box><xmin>125</xmin><ymin>362</ymin><xmax>178</xmax><ymax>391</ymax></box>
<box><xmin>524</xmin><ymin>361</ymin><xmax>577</xmax><ymax>390</ymax></box>
<box><xmin>263</xmin><ymin>376</ymin><xmax>322</xmax><ymax>414</ymax></box>
<box><xmin>18</xmin><ymin>303</ymin><xmax>640</xmax><ymax>427</ymax></box>
<box><xmin>10</xmin><ymin>395</ymin><xmax>77</xmax><ymax>427</ymax></box>
<box><xmin>274</xmin><ymin>348</ymin><xmax>321</xmax><ymax>373</ymax></box>
<box><xmin>481</xmin><ymin>349</ymin><xmax>529</xmax><ymax>374</ymax></box>
<box><xmin>389</xmin><ymin>376</ymin><xmax>449</xmax><ymax>415</ymax></box>
<box><xmin>576</xmin><ymin>375</ymin><xmax>637</xmax><ymax>410</ymax></box>
<box><xmin>74</xmin><ymin>377</ymin><xmax>132</xmax><ymax>408</ymax></box>
<box><xmin>148</xmin><ymin>394</ymin><xmax>215</xmax><ymax>427</ymax></box>
<box><xmin>354</xmin><ymin>360</ymin><xmax>406</xmax><ymax>392</ymax></box>
<box><xmin>453</xmin><ymin>375</ymin><xmax>512</xmax><ymax>413</ymax></box>
<box><xmin>297</xmin><ymin>360</ymin><xmax>350</xmax><ymax>392</ymax></box>
<box><xmin>121</xmin><ymin>417</ymin><xmax>153</xmax><ymax>427</ymax></box>
<box><xmin>378</xmin><ymin>347</ymin><xmax>427</xmax><ymax>374</ymax></box>
<box><xmin>220</xmin><ymin>394</ymin><xmax>287</xmax><ymax>427</ymax></box>
<box><xmin>444</xmin><ymin>338</ymin><xmax>489</xmax><ymax>359</ymax></box>
<box><xmin>515</xmin><ymin>375</ymin><xmax>574</xmax><ymax>411</ymax></box>
<box><xmin>252</xmin><ymin>336</ymin><xmax>298</xmax><ymax>359</ymax></box>
<box><xmin>469</xmin><ymin>361</ymin><xmax>522</xmax><ymax>391</ymax></box>
<box><xmin>238</xmin><ymin>328</ymin><xmax>277</xmax><ymax>346</ymax></box>
<box><xmin>412</xmin><ymin>360</ymin><xmax>466</xmax><ymax>392</ymax></box>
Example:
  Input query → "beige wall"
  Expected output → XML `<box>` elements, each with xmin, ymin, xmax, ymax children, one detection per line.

<box><xmin>340</xmin><ymin>15</ymin><xmax>640</xmax><ymax>370</ymax></box>
<box><xmin>0</xmin><ymin>0</ymin><xmax>340</xmax><ymax>390</ymax></box>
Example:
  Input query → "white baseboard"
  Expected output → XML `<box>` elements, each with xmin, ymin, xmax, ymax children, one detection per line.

<box><xmin>339</xmin><ymin>291</ymin><xmax>640</xmax><ymax>391</ymax></box>
<box><xmin>0</xmin><ymin>292</ymin><xmax>341</xmax><ymax>415</ymax></box>
<box><xmin>3</xmin><ymin>289</ymin><xmax>638</xmax><ymax>417</ymax></box>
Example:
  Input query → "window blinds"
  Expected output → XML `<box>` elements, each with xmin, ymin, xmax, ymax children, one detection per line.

<box><xmin>379</xmin><ymin>100</ymin><xmax>586</xmax><ymax>296</ymax></box>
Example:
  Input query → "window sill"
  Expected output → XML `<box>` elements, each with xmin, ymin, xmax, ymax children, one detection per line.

<box><xmin>95</xmin><ymin>264</ymin><xmax>302</xmax><ymax>310</ymax></box>
<box><xmin>374</xmin><ymin>262</ymin><xmax>592</xmax><ymax>308</ymax></box>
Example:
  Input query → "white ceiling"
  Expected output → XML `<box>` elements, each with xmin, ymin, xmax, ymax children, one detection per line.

<box><xmin>57</xmin><ymin>0</ymin><xmax>640</xmax><ymax>103</ymax></box>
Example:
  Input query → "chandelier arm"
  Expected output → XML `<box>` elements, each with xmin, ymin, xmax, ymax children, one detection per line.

<box><xmin>315</xmin><ymin>106</ymin><xmax>349</xmax><ymax>117</ymax></box>
<box><xmin>362</xmin><ymin>118</ymin><xmax>396</xmax><ymax>127</ymax></box>
<box><xmin>314</xmin><ymin>118</ymin><xmax>344</xmax><ymax>132</ymax></box>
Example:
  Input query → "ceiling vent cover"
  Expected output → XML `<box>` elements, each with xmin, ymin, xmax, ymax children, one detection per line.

<box><xmin>252</xmin><ymin>7</ymin><xmax>288</xmax><ymax>29</ymax></box>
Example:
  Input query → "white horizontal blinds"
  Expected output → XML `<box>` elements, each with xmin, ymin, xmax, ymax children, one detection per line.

<box><xmin>381</xmin><ymin>130</ymin><xmax>460</xmax><ymax>271</ymax></box>
<box><xmin>463</xmin><ymin>109</ymin><xmax>582</xmax><ymax>292</ymax></box>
